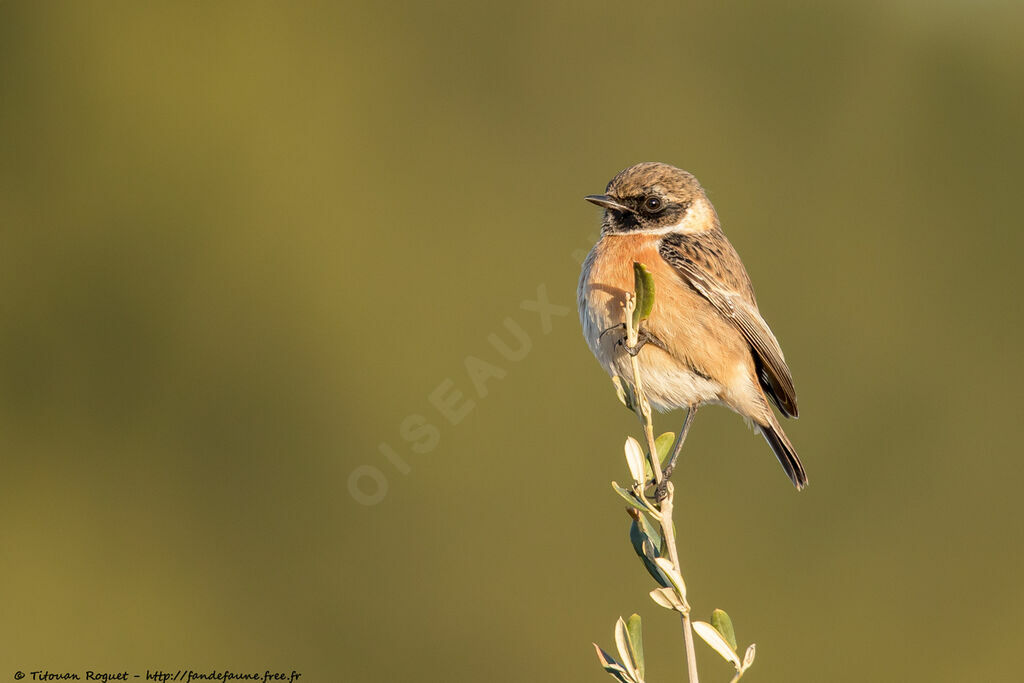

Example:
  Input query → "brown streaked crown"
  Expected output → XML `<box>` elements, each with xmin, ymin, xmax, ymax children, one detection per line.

<box><xmin>586</xmin><ymin>162</ymin><xmax>711</xmax><ymax>234</ymax></box>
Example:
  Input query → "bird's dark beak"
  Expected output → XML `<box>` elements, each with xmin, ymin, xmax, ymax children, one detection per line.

<box><xmin>585</xmin><ymin>194</ymin><xmax>633</xmax><ymax>213</ymax></box>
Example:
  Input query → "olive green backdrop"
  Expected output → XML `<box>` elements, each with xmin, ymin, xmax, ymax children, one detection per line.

<box><xmin>2</xmin><ymin>2</ymin><xmax>1021</xmax><ymax>681</ymax></box>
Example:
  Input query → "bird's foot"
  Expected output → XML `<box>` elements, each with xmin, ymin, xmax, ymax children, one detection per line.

<box><xmin>654</xmin><ymin>466</ymin><xmax>674</xmax><ymax>502</ymax></box>
<box><xmin>621</xmin><ymin>327</ymin><xmax>665</xmax><ymax>357</ymax></box>
<box><xmin>602</xmin><ymin>323</ymin><xmax>664</xmax><ymax>357</ymax></box>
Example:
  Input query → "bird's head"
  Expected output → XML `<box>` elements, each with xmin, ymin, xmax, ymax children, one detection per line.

<box><xmin>585</xmin><ymin>162</ymin><xmax>716</xmax><ymax>236</ymax></box>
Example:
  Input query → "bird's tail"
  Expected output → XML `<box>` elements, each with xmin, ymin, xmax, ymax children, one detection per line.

<box><xmin>759</xmin><ymin>418</ymin><xmax>808</xmax><ymax>490</ymax></box>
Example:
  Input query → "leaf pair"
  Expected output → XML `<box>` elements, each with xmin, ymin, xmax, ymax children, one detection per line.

<box><xmin>617</xmin><ymin>433</ymin><xmax>674</xmax><ymax>493</ymax></box>
<box><xmin>692</xmin><ymin>609</ymin><xmax>756</xmax><ymax>676</ymax></box>
<box><xmin>594</xmin><ymin>614</ymin><xmax>646</xmax><ymax>683</ymax></box>
<box><xmin>612</xmin><ymin>432</ymin><xmax>672</xmax><ymax>518</ymax></box>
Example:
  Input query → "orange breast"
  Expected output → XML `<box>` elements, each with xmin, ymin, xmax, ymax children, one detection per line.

<box><xmin>582</xmin><ymin>233</ymin><xmax>665</xmax><ymax>327</ymax></box>
<box><xmin>578</xmin><ymin>233</ymin><xmax>756</xmax><ymax>413</ymax></box>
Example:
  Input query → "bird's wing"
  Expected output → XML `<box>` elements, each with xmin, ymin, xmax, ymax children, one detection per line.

<box><xmin>659</xmin><ymin>231</ymin><xmax>798</xmax><ymax>418</ymax></box>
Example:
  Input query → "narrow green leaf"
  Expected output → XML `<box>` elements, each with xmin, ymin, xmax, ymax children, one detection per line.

<box><xmin>636</xmin><ymin>508</ymin><xmax>662</xmax><ymax>551</ymax></box>
<box><xmin>653</xmin><ymin>557</ymin><xmax>687</xmax><ymax>599</ymax></box>
<box><xmin>613</xmin><ymin>482</ymin><xmax>652</xmax><ymax>514</ymax></box>
<box><xmin>711</xmin><ymin>609</ymin><xmax>738</xmax><ymax>651</ymax></box>
<box><xmin>649</xmin><ymin>587</ymin><xmax>685</xmax><ymax>611</ymax></box>
<box><xmin>624</xmin><ymin>437</ymin><xmax>646</xmax><ymax>487</ymax></box>
<box><xmin>654</xmin><ymin>431</ymin><xmax>675</xmax><ymax>465</ymax></box>
<box><xmin>693</xmin><ymin>621</ymin><xmax>741</xmax><ymax>668</ymax></box>
<box><xmin>615</xmin><ymin>617</ymin><xmax>641</xmax><ymax>683</ymax></box>
<box><xmin>641</xmin><ymin>539</ymin><xmax>672</xmax><ymax>588</ymax></box>
<box><xmin>632</xmin><ymin>262</ymin><xmax>656</xmax><ymax>329</ymax></box>
<box><xmin>611</xmin><ymin>375</ymin><xmax>637</xmax><ymax>412</ymax></box>
<box><xmin>627</xmin><ymin>515</ymin><xmax>649</xmax><ymax>557</ymax></box>
<box><xmin>643</xmin><ymin>431</ymin><xmax>675</xmax><ymax>480</ymax></box>
<box><xmin>593</xmin><ymin>643</ymin><xmax>635</xmax><ymax>683</ymax></box>
<box><xmin>628</xmin><ymin>517</ymin><xmax>671</xmax><ymax>588</ymax></box>
<box><xmin>626</xmin><ymin>614</ymin><xmax>645</xmax><ymax>680</ymax></box>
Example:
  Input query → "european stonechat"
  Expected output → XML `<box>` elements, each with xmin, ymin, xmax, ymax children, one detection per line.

<box><xmin>578</xmin><ymin>162</ymin><xmax>807</xmax><ymax>489</ymax></box>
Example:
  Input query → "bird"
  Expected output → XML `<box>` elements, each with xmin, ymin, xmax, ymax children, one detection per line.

<box><xmin>577</xmin><ymin>162</ymin><xmax>807</xmax><ymax>489</ymax></box>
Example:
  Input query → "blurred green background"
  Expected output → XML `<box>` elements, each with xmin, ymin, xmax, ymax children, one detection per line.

<box><xmin>2</xmin><ymin>1</ymin><xmax>1022</xmax><ymax>681</ymax></box>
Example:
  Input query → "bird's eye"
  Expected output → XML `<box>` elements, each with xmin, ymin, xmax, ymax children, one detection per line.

<box><xmin>643</xmin><ymin>196</ymin><xmax>664</xmax><ymax>212</ymax></box>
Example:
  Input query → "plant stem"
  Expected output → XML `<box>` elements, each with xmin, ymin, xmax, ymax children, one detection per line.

<box><xmin>624</xmin><ymin>294</ymin><xmax>699</xmax><ymax>683</ymax></box>
<box><xmin>623</xmin><ymin>295</ymin><xmax>662</xmax><ymax>487</ymax></box>
<box><xmin>659</xmin><ymin>491</ymin><xmax>700</xmax><ymax>683</ymax></box>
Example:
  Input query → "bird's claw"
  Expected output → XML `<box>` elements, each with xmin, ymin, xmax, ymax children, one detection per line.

<box><xmin>599</xmin><ymin>323</ymin><xmax>626</xmax><ymax>341</ymax></box>
<box><xmin>602</xmin><ymin>323</ymin><xmax>665</xmax><ymax>357</ymax></box>
<box><xmin>654</xmin><ymin>467</ymin><xmax>674</xmax><ymax>502</ymax></box>
<box><xmin>623</xmin><ymin>328</ymin><xmax>659</xmax><ymax>357</ymax></box>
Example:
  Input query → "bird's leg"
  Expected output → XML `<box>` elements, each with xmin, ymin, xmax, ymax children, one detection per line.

<box><xmin>656</xmin><ymin>406</ymin><xmax>698</xmax><ymax>501</ymax></box>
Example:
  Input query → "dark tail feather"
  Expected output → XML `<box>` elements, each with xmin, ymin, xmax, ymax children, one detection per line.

<box><xmin>760</xmin><ymin>420</ymin><xmax>808</xmax><ymax>490</ymax></box>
